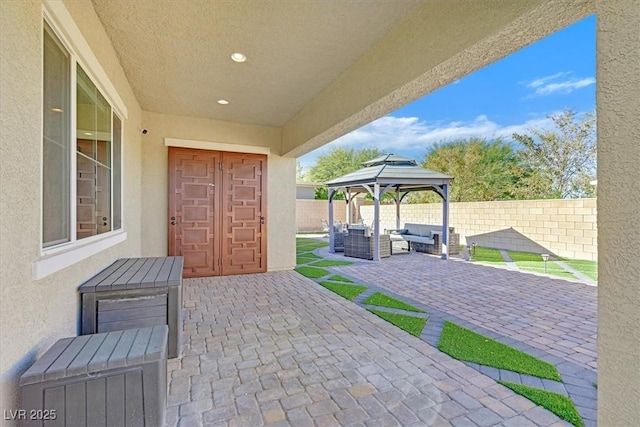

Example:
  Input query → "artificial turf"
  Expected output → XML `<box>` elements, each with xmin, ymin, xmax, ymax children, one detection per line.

<box><xmin>498</xmin><ymin>381</ymin><xmax>583</xmax><ymax>427</ymax></box>
<box><xmin>295</xmin><ymin>266</ymin><xmax>330</xmax><ymax>279</ymax></box>
<box><xmin>318</xmin><ymin>281</ymin><xmax>367</xmax><ymax>300</ymax></box>
<box><xmin>327</xmin><ymin>275</ymin><xmax>354</xmax><ymax>283</ymax></box>
<box><xmin>507</xmin><ymin>250</ymin><xmax>576</xmax><ymax>279</ymax></box>
<box><xmin>470</xmin><ymin>246</ymin><xmax>506</xmax><ymax>265</ymax></box>
<box><xmin>296</xmin><ymin>253</ymin><xmax>321</xmax><ymax>264</ymax></box>
<box><xmin>560</xmin><ymin>258</ymin><xmax>598</xmax><ymax>281</ymax></box>
<box><xmin>363</xmin><ymin>292</ymin><xmax>425</xmax><ymax>313</ymax></box>
<box><xmin>296</xmin><ymin>238</ymin><xmax>329</xmax><ymax>250</ymax></box>
<box><xmin>310</xmin><ymin>259</ymin><xmax>355</xmax><ymax>267</ymax></box>
<box><xmin>368</xmin><ymin>309</ymin><xmax>426</xmax><ymax>337</ymax></box>
<box><xmin>437</xmin><ymin>321</ymin><xmax>561</xmax><ymax>381</ymax></box>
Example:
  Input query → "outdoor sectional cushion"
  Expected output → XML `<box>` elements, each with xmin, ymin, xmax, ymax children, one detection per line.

<box><xmin>405</xmin><ymin>223</ymin><xmax>422</xmax><ymax>235</ymax></box>
<box><xmin>418</xmin><ymin>225</ymin><xmax>432</xmax><ymax>238</ymax></box>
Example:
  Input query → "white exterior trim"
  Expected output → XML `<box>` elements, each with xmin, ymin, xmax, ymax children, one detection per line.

<box><xmin>164</xmin><ymin>138</ymin><xmax>271</xmax><ymax>155</ymax></box>
<box><xmin>33</xmin><ymin>231</ymin><xmax>127</xmax><ymax>280</ymax></box>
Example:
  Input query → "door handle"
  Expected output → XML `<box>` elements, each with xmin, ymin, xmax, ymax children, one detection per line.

<box><xmin>260</xmin><ymin>216</ymin><xmax>265</xmax><ymax>224</ymax></box>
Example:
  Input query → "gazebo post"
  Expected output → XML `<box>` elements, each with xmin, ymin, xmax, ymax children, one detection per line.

<box><xmin>373</xmin><ymin>183</ymin><xmax>380</xmax><ymax>261</ymax></box>
<box><xmin>345</xmin><ymin>188</ymin><xmax>351</xmax><ymax>225</ymax></box>
<box><xmin>328</xmin><ymin>188</ymin><xmax>336</xmax><ymax>253</ymax></box>
<box><xmin>395</xmin><ymin>188</ymin><xmax>401</xmax><ymax>230</ymax></box>
<box><xmin>441</xmin><ymin>183</ymin><xmax>450</xmax><ymax>260</ymax></box>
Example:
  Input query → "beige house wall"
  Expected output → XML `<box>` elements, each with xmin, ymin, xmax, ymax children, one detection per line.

<box><xmin>596</xmin><ymin>0</ymin><xmax>640</xmax><ymax>424</ymax></box>
<box><xmin>0</xmin><ymin>0</ymin><xmax>144</xmax><ymax>413</ymax></box>
<box><xmin>296</xmin><ymin>200</ymin><xmax>346</xmax><ymax>232</ymax></box>
<box><xmin>141</xmin><ymin>111</ymin><xmax>296</xmax><ymax>272</ymax></box>
<box><xmin>359</xmin><ymin>199</ymin><xmax>597</xmax><ymax>261</ymax></box>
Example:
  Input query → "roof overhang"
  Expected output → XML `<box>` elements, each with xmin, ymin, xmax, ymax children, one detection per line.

<box><xmin>92</xmin><ymin>0</ymin><xmax>594</xmax><ymax>156</ymax></box>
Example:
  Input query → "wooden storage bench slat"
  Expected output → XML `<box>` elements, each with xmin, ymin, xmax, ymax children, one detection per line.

<box><xmin>79</xmin><ymin>257</ymin><xmax>183</xmax><ymax>358</ymax></box>
<box><xmin>20</xmin><ymin>326</ymin><xmax>168</xmax><ymax>427</ymax></box>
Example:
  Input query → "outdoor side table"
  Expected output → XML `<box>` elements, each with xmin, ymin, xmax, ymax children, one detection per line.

<box><xmin>20</xmin><ymin>325</ymin><xmax>168</xmax><ymax>427</ymax></box>
<box><xmin>79</xmin><ymin>257</ymin><xmax>183</xmax><ymax>358</ymax></box>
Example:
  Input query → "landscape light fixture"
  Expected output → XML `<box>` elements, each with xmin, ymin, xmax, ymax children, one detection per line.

<box><xmin>541</xmin><ymin>253</ymin><xmax>550</xmax><ymax>273</ymax></box>
<box><xmin>472</xmin><ymin>242</ymin><xmax>477</xmax><ymax>256</ymax></box>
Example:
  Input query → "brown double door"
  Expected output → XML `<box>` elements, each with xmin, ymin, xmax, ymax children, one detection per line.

<box><xmin>168</xmin><ymin>147</ymin><xmax>267</xmax><ymax>278</ymax></box>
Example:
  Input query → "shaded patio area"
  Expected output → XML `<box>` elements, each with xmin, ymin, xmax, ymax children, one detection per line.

<box><xmin>166</xmin><ymin>263</ymin><xmax>595</xmax><ymax>426</ymax></box>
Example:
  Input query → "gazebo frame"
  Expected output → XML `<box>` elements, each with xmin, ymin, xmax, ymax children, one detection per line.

<box><xmin>325</xmin><ymin>154</ymin><xmax>454</xmax><ymax>261</ymax></box>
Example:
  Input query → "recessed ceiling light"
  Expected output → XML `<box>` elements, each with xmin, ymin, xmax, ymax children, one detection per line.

<box><xmin>231</xmin><ymin>52</ymin><xmax>247</xmax><ymax>63</ymax></box>
<box><xmin>217</xmin><ymin>99</ymin><xmax>229</xmax><ymax>105</ymax></box>
<box><xmin>51</xmin><ymin>108</ymin><xmax>64</xmax><ymax>112</ymax></box>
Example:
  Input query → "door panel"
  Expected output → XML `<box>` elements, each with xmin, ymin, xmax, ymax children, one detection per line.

<box><xmin>168</xmin><ymin>149</ymin><xmax>266</xmax><ymax>277</ymax></box>
<box><xmin>168</xmin><ymin>148</ymin><xmax>219</xmax><ymax>278</ymax></box>
<box><xmin>221</xmin><ymin>154</ymin><xmax>267</xmax><ymax>275</ymax></box>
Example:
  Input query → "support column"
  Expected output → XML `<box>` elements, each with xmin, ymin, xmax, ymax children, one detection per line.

<box><xmin>395</xmin><ymin>190</ymin><xmax>401</xmax><ymax>230</ymax></box>
<box><xmin>345</xmin><ymin>189</ymin><xmax>351</xmax><ymax>225</ymax></box>
<box><xmin>373</xmin><ymin>183</ymin><xmax>380</xmax><ymax>261</ymax></box>
<box><xmin>441</xmin><ymin>184</ymin><xmax>449</xmax><ymax>260</ymax></box>
<box><xmin>596</xmin><ymin>1</ymin><xmax>640</xmax><ymax>424</ymax></box>
<box><xmin>328</xmin><ymin>189</ymin><xmax>335</xmax><ymax>253</ymax></box>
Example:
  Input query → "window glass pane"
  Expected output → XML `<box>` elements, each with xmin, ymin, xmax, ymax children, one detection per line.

<box><xmin>113</xmin><ymin>115</ymin><xmax>122</xmax><ymax>230</ymax></box>
<box><xmin>76</xmin><ymin>65</ymin><xmax>112</xmax><ymax>239</ymax></box>
<box><xmin>43</xmin><ymin>22</ymin><xmax>70</xmax><ymax>247</ymax></box>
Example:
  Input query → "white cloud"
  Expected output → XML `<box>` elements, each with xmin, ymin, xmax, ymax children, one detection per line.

<box><xmin>526</xmin><ymin>72</ymin><xmax>572</xmax><ymax>88</ymax></box>
<box><xmin>523</xmin><ymin>72</ymin><xmax>595</xmax><ymax>97</ymax></box>
<box><xmin>298</xmin><ymin>114</ymin><xmax>554</xmax><ymax>171</ymax></box>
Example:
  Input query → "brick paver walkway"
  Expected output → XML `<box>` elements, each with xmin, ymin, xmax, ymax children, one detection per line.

<box><xmin>335</xmin><ymin>252</ymin><xmax>597</xmax><ymax>373</ymax></box>
<box><xmin>167</xmin><ymin>271</ymin><xmax>571</xmax><ymax>426</ymax></box>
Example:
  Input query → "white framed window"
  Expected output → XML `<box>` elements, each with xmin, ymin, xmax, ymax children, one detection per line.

<box><xmin>43</xmin><ymin>20</ymin><xmax>124</xmax><ymax>250</ymax></box>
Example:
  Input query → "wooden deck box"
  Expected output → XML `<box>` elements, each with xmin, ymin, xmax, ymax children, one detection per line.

<box><xmin>20</xmin><ymin>326</ymin><xmax>168</xmax><ymax>427</ymax></box>
<box><xmin>79</xmin><ymin>257</ymin><xmax>183</xmax><ymax>358</ymax></box>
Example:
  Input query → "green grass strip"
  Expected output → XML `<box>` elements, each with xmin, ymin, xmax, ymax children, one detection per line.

<box><xmin>296</xmin><ymin>238</ymin><xmax>328</xmax><ymax>249</ymax></box>
<box><xmin>438</xmin><ymin>321</ymin><xmax>561</xmax><ymax>381</ymax></box>
<box><xmin>310</xmin><ymin>259</ymin><xmax>355</xmax><ymax>267</ymax></box>
<box><xmin>327</xmin><ymin>275</ymin><xmax>353</xmax><ymax>283</ymax></box>
<box><xmin>363</xmin><ymin>292</ymin><xmax>425</xmax><ymax>313</ymax></box>
<box><xmin>561</xmin><ymin>258</ymin><xmax>598</xmax><ymax>281</ymax></box>
<box><xmin>318</xmin><ymin>281</ymin><xmax>367</xmax><ymax>301</ymax></box>
<box><xmin>296</xmin><ymin>251</ymin><xmax>321</xmax><ymax>259</ymax></box>
<box><xmin>498</xmin><ymin>381</ymin><xmax>583</xmax><ymax>427</ymax></box>
<box><xmin>295</xmin><ymin>266</ymin><xmax>330</xmax><ymax>279</ymax></box>
<box><xmin>296</xmin><ymin>252</ymin><xmax>321</xmax><ymax>264</ymax></box>
<box><xmin>368</xmin><ymin>309</ymin><xmax>426</xmax><ymax>337</ymax></box>
<box><xmin>471</xmin><ymin>247</ymin><xmax>506</xmax><ymax>265</ymax></box>
<box><xmin>507</xmin><ymin>250</ymin><xmax>577</xmax><ymax>279</ymax></box>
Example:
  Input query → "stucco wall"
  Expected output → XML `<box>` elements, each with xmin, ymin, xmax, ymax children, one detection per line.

<box><xmin>596</xmin><ymin>0</ymin><xmax>640</xmax><ymax>424</ymax></box>
<box><xmin>359</xmin><ymin>199</ymin><xmax>597</xmax><ymax>261</ymax></box>
<box><xmin>0</xmin><ymin>0</ymin><xmax>143</xmax><ymax>415</ymax></box>
<box><xmin>140</xmin><ymin>111</ymin><xmax>296</xmax><ymax>271</ymax></box>
<box><xmin>296</xmin><ymin>200</ymin><xmax>346</xmax><ymax>232</ymax></box>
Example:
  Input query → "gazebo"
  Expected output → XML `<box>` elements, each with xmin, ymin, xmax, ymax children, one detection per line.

<box><xmin>325</xmin><ymin>154</ymin><xmax>454</xmax><ymax>261</ymax></box>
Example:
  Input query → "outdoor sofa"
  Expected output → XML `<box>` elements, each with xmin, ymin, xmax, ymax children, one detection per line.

<box><xmin>388</xmin><ymin>223</ymin><xmax>460</xmax><ymax>255</ymax></box>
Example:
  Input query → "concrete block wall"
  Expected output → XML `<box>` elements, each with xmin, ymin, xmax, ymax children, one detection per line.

<box><xmin>296</xmin><ymin>200</ymin><xmax>346</xmax><ymax>232</ymax></box>
<box><xmin>358</xmin><ymin>198</ymin><xmax>597</xmax><ymax>261</ymax></box>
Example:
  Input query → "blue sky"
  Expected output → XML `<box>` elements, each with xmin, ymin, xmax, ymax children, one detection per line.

<box><xmin>299</xmin><ymin>15</ymin><xmax>596</xmax><ymax>171</ymax></box>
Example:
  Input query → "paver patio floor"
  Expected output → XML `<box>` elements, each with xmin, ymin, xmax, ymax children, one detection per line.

<box><xmin>167</xmin><ymin>271</ymin><xmax>572</xmax><ymax>426</ymax></box>
<box><xmin>333</xmin><ymin>251</ymin><xmax>597</xmax><ymax>373</ymax></box>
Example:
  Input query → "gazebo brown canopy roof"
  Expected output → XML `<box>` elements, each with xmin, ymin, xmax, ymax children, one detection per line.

<box><xmin>325</xmin><ymin>154</ymin><xmax>454</xmax><ymax>260</ymax></box>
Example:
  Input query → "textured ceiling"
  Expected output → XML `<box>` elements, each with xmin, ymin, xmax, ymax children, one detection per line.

<box><xmin>91</xmin><ymin>0</ymin><xmax>422</xmax><ymax>127</ymax></box>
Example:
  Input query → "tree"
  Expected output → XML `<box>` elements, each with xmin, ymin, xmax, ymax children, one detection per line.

<box><xmin>513</xmin><ymin>110</ymin><xmax>596</xmax><ymax>198</ymax></box>
<box><xmin>410</xmin><ymin>138</ymin><xmax>540</xmax><ymax>203</ymax></box>
<box><xmin>307</xmin><ymin>147</ymin><xmax>382</xmax><ymax>199</ymax></box>
<box><xmin>296</xmin><ymin>160</ymin><xmax>305</xmax><ymax>180</ymax></box>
